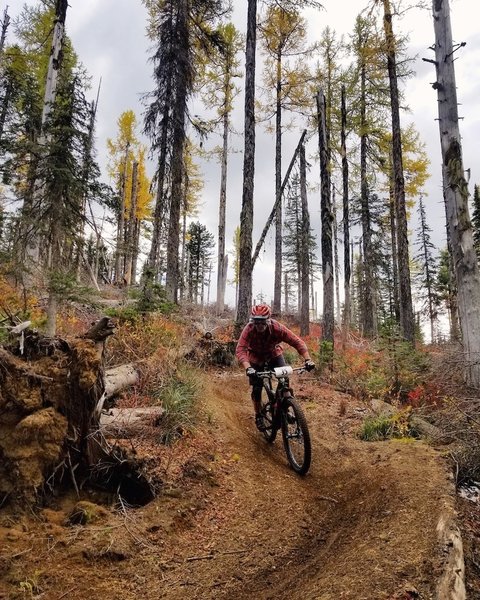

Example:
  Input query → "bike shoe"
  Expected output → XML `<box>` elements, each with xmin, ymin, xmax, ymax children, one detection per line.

<box><xmin>255</xmin><ymin>414</ymin><xmax>266</xmax><ymax>431</ymax></box>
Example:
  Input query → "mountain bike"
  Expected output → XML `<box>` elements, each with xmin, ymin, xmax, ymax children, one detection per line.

<box><xmin>254</xmin><ymin>365</ymin><xmax>311</xmax><ymax>475</ymax></box>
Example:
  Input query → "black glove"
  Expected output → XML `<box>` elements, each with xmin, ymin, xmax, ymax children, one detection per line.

<box><xmin>245</xmin><ymin>367</ymin><xmax>256</xmax><ymax>377</ymax></box>
<box><xmin>304</xmin><ymin>359</ymin><xmax>315</xmax><ymax>372</ymax></box>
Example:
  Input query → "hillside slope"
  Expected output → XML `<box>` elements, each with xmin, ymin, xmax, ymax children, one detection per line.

<box><xmin>0</xmin><ymin>369</ymin><xmax>463</xmax><ymax>599</ymax></box>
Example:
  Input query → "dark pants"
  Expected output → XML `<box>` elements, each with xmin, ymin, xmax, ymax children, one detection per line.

<box><xmin>250</xmin><ymin>354</ymin><xmax>287</xmax><ymax>403</ymax></box>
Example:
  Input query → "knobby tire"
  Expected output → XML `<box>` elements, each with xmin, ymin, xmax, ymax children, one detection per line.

<box><xmin>281</xmin><ymin>397</ymin><xmax>311</xmax><ymax>475</ymax></box>
<box><xmin>260</xmin><ymin>394</ymin><xmax>277</xmax><ymax>443</ymax></box>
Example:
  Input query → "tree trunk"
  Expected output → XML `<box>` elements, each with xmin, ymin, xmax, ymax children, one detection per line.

<box><xmin>341</xmin><ymin>85</ymin><xmax>351</xmax><ymax>344</ymax></box>
<box><xmin>273</xmin><ymin>51</ymin><xmax>283</xmax><ymax>316</ymax></box>
<box><xmin>23</xmin><ymin>0</ymin><xmax>68</xmax><ymax>271</ymax></box>
<box><xmin>115</xmin><ymin>142</ymin><xmax>130</xmax><ymax>283</ymax></box>
<box><xmin>147</xmin><ymin>109</ymin><xmax>171</xmax><ymax>277</ymax></box>
<box><xmin>131</xmin><ymin>218</ymin><xmax>141</xmax><ymax>285</ymax></box>
<box><xmin>388</xmin><ymin>168</ymin><xmax>400</xmax><ymax>323</ymax></box>
<box><xmin>146</xmin><ymin>7</ymin><xmax>174</xmax><ymax>280</ymax></box>
<box><xmin>41</xmin><ymin>0</ymin><xmax>68</xmax><ymax>127</ymax></box>
<box><xmin>0</xmin><ymin>6</ymin><xmax>10</xmax><ymax>57</ymax></box>
<box><xmin>216</xmin><ymin>110</ymin><xmax>229</xmax><ymax>314</ymax></box>
<box><xmin>332</xmin><ymin>189</ymin><xmax>341</xmax><ymax>324</ymax></box>
<box><xmin>299</xmin><ymin>142</ymin><xmax>310</xmax><ymax>336</ymax></box>
<box><xmin>103</xmin><ymin>364</ymin><xmax>140</xmax><ymax>403</ymax></box>
<box><xmin>235</xmin><ymin>0</ymin><xmax>257</xmax><ymax>336</ymax></box>
<box><xmin>0</xmin><ymin>79</ymin><xmax>11</xmax><ymax>143</ymax></box>
<box><xmin>124</xmin><ymin>160</ymin><xmax>139</xmax><ymax>286</ymax></box>
<box><xmin>446</xmin><ymin>237</ymin><xmax>460</xmax><ymax>342</ymax></box>
<box><xmin>165</xmin><ymin>1</ymin><xmax>189</xmax><ymax>304</ymax></box>
<box><xmin>359</xmin><ymin>63</ymin><xmax>376</xmax><ymax>337</ymax></box>
<box><xmin>180</xmin><ymin>211</ymin><xmax>187</xmax><ymax>301</ymax></box>
<box><xmin>382</xmin><ymin>0</ymin><xmax>415</xmax><ymax>344</ymax></box>
<box><xmin>252</xmin><ymin>130</ymin><xmax>307</xmax><ymax>266</ymax></box>
<box><xmin>317</xmin><ymin>89</ymin><xmax>334</xmax><ymax>349</ymax></box>
<box><xmin>284</xmin><ymin>271</ymin><xmax>289</xmax><ymax>314</ymax></box>
<box><xmin>432</xmin><ymin>0</ymin><xmax>480</xmax><ymax>386</ymax></box>
<box><xmin>77</xmin><ymin>88</ymin><xmax>100</xmax><ymax>283</ymax></box>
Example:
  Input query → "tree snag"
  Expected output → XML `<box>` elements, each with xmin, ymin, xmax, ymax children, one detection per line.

<box><xmin>0</xmin><ymin>318</ymin><xmax>154</xmax><ymax>507</ymax></box>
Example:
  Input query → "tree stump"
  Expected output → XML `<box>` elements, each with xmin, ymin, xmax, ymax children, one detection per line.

<box><xmin>0</xmin><ymin>317</ymin><xmax>154</xmax><ymax>507</ymax></box>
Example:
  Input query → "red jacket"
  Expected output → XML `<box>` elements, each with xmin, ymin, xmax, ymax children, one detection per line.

<box><xmin>235</xmin><ymin>319</ymin><xmax>308</xmax><ymax>365</ymax></box>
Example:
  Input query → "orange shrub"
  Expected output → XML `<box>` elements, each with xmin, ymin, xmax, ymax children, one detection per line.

<box><xmin>0</xmin><ymin>275</ymin><xmax>43</xmax><ymax>326</ymax></box>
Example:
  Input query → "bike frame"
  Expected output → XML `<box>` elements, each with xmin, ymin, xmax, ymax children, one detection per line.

<box><xmin>255</xmin><ymin>366</ymin><xmax>305</xmax><ymax>427</ymax></box>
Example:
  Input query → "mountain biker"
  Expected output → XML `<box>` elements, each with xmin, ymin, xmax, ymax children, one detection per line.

<box><xmin>235</xmin><ymin>303</ymin><xmax>315</xmax><ymax>431</ymax></box>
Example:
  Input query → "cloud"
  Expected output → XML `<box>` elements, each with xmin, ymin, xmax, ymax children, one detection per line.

<box><xmin>10</xmin><ymin>0</ymin><xmax>480</xmax><ymax>310</ymax></box>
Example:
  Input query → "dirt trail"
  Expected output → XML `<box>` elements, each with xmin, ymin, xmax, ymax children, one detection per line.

<box><xmin>0</xmin><ymin>370</ymin><xmax>458</xmax><ymax>599</ymax></box>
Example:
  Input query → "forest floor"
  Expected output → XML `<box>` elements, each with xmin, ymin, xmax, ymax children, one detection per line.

<box><xmin>0</xmin><ymin>366</ymin><xmax>474</xmax><ymax>599</ymax></box>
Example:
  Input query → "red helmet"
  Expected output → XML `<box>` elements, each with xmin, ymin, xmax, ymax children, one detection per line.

<box><xmin>251</xmin><ymin>303</ymin><xmax>271</xmax><ymax>320</ymax></box>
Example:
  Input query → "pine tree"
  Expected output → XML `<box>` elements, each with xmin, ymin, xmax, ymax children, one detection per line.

<box><xmin>436</xmin><ymin>247</ymin><xmax>458</xmax><ymax>340</ymax></box>
<box><xmin>107</xmin><ymin>110</ymin><xmax>142</xmax><ymax>283</ymax></box>
<box><xmin>378</xmin><ymin>0</ymin><xmax>414</xmax><ymax>343</ymax></box>
<box><xmin>258</xmin><ymin>5</ymin><xmax>315</xmax><ymax>315</ymax></box>
<box><xmin>179</xmin><ymin>139</ymin><xmax>203</xmax><ymax>299</ymax></box>
<box><xmin>283</xmin><ymin>173</ymin><xmax>318</xmax><ymax>314</ymax></box>
<box><xmin>349</xmin><ymin>15</ymin><xmax>386</xmax><ymax>337</ymax></box>
<box><xmin>185</xmin><ymin>221</ymin><xmax>215</xmax><ymax>304</ymax></box>
<box><xmin>42</xmin><ymin>71</ymin><xmax>99</xmax><ymax>334</ymax></box>
<box><xmin>144</xmin><ymin>0</ymin><xmax>227</xmax><ymax>302</ymax></box>
<box><xmin>413</xmin><ymin>195</ymin><xmax>440</xmax><ymax>343</ymax></box>
<box><xmin>198</xmin><ymin>22</ymin><xmax>242</xmax><ymax>313</ymax></box>
<box><xmin>235</xmin><ymin>0</ymin><xmax>323</xmax><ymax>336</ymax></box>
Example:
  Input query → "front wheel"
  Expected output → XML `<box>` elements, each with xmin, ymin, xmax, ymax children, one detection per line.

<box><xmin>281</xmin><ymin>397</ymin><xmax>311</xmax><ymax>475</ymax></box>
<box><xmin>260</xmin><ymin>397</ymin><xmax>277</xmax><ymax>443</ymax></box>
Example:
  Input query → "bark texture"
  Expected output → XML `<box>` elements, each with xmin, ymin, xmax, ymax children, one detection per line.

<box><xmin>317</xmin><ymin>90</ymin><xmax>334</xmax><ymax>347</ymax></box>
<box><xmin>340</xmin><ymin>85</ymin><xmax>351</xmax><ymax>343</ymax></box>
<box><xmin>235</xmin><ymin>0</ymin><xmax>257</xmax><ymax>336</ymax></box>
<box><xmin>216</xmin><ymin>111</ymin><xmax>229</xmax><ymax>314</ymax></box>
<box><xmin>432</xmin><ymin>0</ymin><xmax>480</xmax><ymax>386</ymax></box>
<box><xmin>359</xmin><ymin>61</ymin><xmax>376</xmax><ymax>337</ymax></box>
<box><xmin>382</xmin><ymin>0</ymin><xmax>414</xmax><ymax>343</ymax></box>
<box><xmin>299</xmin><ymin>142</ymin><xmax>310</xmax><ymax>336</ymax></box>
<box><xmin>273</xmin><ymin>52</ymin><xmax>282</xmax><ymax>315</ymax></box>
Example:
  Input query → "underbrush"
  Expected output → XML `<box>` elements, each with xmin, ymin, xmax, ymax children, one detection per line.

<box><xmin>331</xmin><ymin>340</ymin><xmax>432</xmax><ymax>404</ymax></box>
<box><xmin>117</xmin><ymin>362</ymin><xmax>204</xmax><ymax>445</ymax></box>
<box><xmin>151</xmin><ymin>366</ymin><xmax>202</xmax><ymax>444</ymax></box>
<box><xmin>105</xmin><ymin>312</ymin><xmax>186</xmax><ymax>365</ymax></box>
<box><xmin>336</xmin><ymin>339</ymin><xmax>480</xmax><ymax>485</ymax></box>
<box><xmin>108</xmin><ymin>310</ymin><xmax>204</xmax><ymax>444</ymax></box>
<box><xmin>0</xmin><ymin>274</ymin><xmax>44</xmax><ymax>342</ymax></box>
<box><xmin>359</xmin><ymin>408</ymin><xmax>417</xmax><ymax>441</ymax></box>
<box><xmin>422</xmin><ymin>394</ymin><xmax>480</xmax><ymax>485</ymax></box>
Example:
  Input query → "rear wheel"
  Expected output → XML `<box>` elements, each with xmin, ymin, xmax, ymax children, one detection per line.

<box><xmin>281</xmin><ymin>397</ymin><xmax>311</xmax><ymax>475</ymax></box>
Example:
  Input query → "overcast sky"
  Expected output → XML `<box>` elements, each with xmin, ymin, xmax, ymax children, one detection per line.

<box><xmin>8</xmin><ymin>0</ymin><xmax>480</xmax><ymax>310</ymax></box>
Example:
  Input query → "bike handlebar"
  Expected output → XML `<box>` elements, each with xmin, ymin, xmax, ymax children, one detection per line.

<box><xmin>255</xmin><ymin>366</ymin><xmax>307</xmax><ymax>379</ymax></box>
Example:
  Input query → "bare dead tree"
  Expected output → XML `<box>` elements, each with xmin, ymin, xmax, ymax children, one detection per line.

<box><xmin>429</xmin><ymin>0</ymin><xmax>480</xmax><ymax>386</ymax></box>
<box><xmin>317</xmin><ymin>89</ymin><xmax>334</xmax><ymax>351</ymax></box>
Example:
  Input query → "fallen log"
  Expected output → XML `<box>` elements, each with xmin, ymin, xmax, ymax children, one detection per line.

<box><xmin>104</xmin><ymin>364</ymin><xmax>140</xmax><ymax>400</ymax></box>
<box><xmin>369</xmin><ymin>399</ymin><xmax>453</xmax><ymax>444</ymax></box>
<box><xmin>91</xmin><ymin>363</ymin><xmax>141</xmax><ymax>419</ymax></box>
<box><xmin>100</xmin><ymin>407</ymin><xmax>164</xmax><ymax>438</ymax></box>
